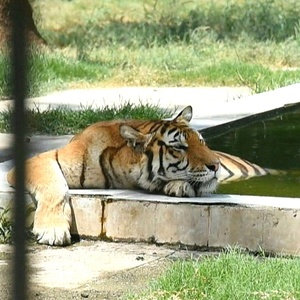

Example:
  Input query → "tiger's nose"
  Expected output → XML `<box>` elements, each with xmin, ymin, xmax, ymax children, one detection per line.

<box><xmin>206</xmin><ymin>162</ymin><xmax>220</xmax><ymax>172</ymax></box>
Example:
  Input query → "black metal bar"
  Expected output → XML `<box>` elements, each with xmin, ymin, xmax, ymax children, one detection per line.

<box><xmin>10</xmin><ymin>0</ymin><xmax>28</xmax><ymax>299</ymax></box>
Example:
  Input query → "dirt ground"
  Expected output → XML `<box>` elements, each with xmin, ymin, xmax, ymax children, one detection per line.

<box><xmin>30</xmin><ymin>260</ymin><xmax>170</xmax><ymax>300</ymax></box>
<box><xmin>1</xmin><ymin>262</ymin><xmax>171</xmax><ymax>299</ymax></box>
<box><xmin>0</xmin><ymin>241</ymin><xmax>179</xmax><ymax>300</ymax></box>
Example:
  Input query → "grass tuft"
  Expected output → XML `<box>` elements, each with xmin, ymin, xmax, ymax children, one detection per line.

<box><xmin>0</xmin><ymin>103</ymin><xmax>173</xmax><ymax>135</ymax></box>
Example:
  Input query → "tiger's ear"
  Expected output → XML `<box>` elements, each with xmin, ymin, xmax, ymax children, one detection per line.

<box><xmin>173</xmin><ymin>106</ymin><xmax>193</xmax><ymax>124</ymax></box>
<box><xmin>120</xmin><ymin>125</ymin><xmax>154</xmax><ymax>152</ymax></box>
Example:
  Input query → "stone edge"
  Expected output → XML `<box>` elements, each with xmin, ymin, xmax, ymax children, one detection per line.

<box><xmin>1</xmin><ymin>191</ymin><xmax>300</xmax><ymax>255</ymax></box>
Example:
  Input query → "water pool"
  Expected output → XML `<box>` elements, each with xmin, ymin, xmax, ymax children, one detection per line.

<box><xmin>202</xmin><ymin>106</ymin><xmax>300</xmax><ymax>197</ymax></box>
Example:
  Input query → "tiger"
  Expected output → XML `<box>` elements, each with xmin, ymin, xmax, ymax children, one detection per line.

<box><xmin>216</xmin><ymin>151</ymin><xmax>280</xmax><ymax>183</ymax></box>
<box><xmin>6</xmin><ymin>105</ymin><xmax>275</xmax><ymax>246</ymax></box>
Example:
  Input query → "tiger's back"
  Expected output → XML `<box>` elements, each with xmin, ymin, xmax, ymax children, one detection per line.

<box><xmin>57</xmin><ymin>111</ymin><xmax>221</xmax><ymax>193</ymax></box>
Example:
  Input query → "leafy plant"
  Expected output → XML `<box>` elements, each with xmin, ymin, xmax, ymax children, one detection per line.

<box><xmin>0</xmin><ymin>206</ymin><xmax>36</xmax><ymax>244</ymax></box>
<box><xmin>0</xmin><ymin>208</ymin><xmax>13</xmax><ymax>244</ymax></box>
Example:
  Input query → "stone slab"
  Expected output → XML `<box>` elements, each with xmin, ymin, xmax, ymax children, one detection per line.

<box><xmin>154</xmin><ymin>203</ymin><xmax>209</xmax><ymax>246</ymax></box>
<box><xmin>70</xmin><ymin>196</ymin><xmax>103</xmax><ymax>238</ymax></box>
<box><xmin>104</xmin><ymin>200</ymin><xmax>157</xmax><ymax>242</ymax></box>
<box><xmin>209</xmin><ymin>206</ymin><xmax>300</xmax><ymax>254</ymax></box>
<box><xmin>262</xmin><ymin>209</ymin><xmax>300</xmax><ymax>254</ymax></box>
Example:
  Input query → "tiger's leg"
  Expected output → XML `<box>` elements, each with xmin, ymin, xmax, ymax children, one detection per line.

<box><xmin>7</xmin><ymin>152</ymin><xmax>72</xmax><ymax>246</ymax></box>
<box><xmin>163</xmin><ymin>180</ymin><xmax>196</xmax><ymax>197</ymax></box>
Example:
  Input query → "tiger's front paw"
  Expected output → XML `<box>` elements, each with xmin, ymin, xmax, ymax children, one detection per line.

<box><xmin>33</xmin><ymin>212</ymin><xmax>72</xmax><ymax>246</ymax></box>
<box><xmin>163</xmin><ymin>180</ymin><xmax>195</xmax><ymax>197</ymax></box>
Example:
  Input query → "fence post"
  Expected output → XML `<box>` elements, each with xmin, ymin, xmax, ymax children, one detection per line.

<box><xmin>10</xmin><ymin>0</ymin><xmax>29</xmax><ymax>299</ymax></box>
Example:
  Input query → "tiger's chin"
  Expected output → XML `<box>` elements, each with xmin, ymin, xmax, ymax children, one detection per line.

<box><xmin>194</xmin><ymin>177</ymin><xmax>219</xmax><ymax>196</ymax></box>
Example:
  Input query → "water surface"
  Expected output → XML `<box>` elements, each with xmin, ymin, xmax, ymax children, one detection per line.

<box><xmin>203</xmin><ymin>107</ymin><xmax>300</xmax><ymax>197</ymax></box>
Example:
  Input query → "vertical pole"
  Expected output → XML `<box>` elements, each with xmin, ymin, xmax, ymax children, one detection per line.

<box><xmin>10</xmin><ymin>0</ymin><xmax>28</xmax><ymax>299</ymax></box>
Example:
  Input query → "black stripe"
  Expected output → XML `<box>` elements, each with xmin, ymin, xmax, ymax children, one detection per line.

<box><xmin>217</xmin><ymin>152</ymin><xmax>248</xmax><ymax>176</ymax></box>
<box><xmin>160</xmin><ymin>123</ymin><xmax>169</xmax><ymax>135</ymax></box>
<box><xmin>247</xmin><ymin>161</ymin><xmax>265</xmax><ymax>176</ymax></box>
<box><xmin>167</xmin><ymin>127</ymin><xmax>177</xmax><ymax>135</ymax></box>
<box><xmin>173</xmin><ymin>131</ymin><xmax>180</xmax><ymax>138</ymax></box>
<box><xmin>148</xmin><ymin>122</ymin><xmax>163</xmax><ymax>132</ymax></box>
<box><xmin>220</xmin><ymin>152</ymin><xmax>266</xmax><ymax>176</ymax></box>
<box><xmin>167</xmin><ymin>159</ymin><xmax>189</xmax><ymax>172</ymax></box>
<box><xmin>108</xmin><ymin>153</ymin><xmax>120</xmax><ymax>186</ymax></box>
<box><xmin>220</xmin><ymin>162</ymin><xmax>235</xmax><ymax>180</ymax></box>
<box><xmin>168</xmin><ymin>139</ymin><xmax>180</xmax><ymax>144</ymax></box>
<box><xmin>158</xmin><ymin>145</ymin><xmax>165</xmax><ymax>176</ymax></box>
<box><xmin>55</xmin><ymin>150</ymin><xmax>63</xmax><ymax>173</ymax></box>
<box><xmin>99</xmin><ymin>145</ymin><xmax>128</xmax><ymax>188</ymax></box>
<box><xmin>237</xmin><ymin>157</ymin><xmax>263</xmax><ymax>175</ymax></box>
<box><xmin>137</xmin><ymin>121</ymin><xmax>153</xmax><ymax>130</ymax></box>
<box><xmin>145</xmin><ymin>149</ymin><xmax>154</xmax><ymax>180</ymax></box>
<box><xmin>219</xmin><ymin>154</ymin><xmax>265</xmax><ymax>180</ymax></box>
<box><xmin>80</xmin><ymin>153</ymin><xmax>87</xmax><ymax>188</ymax></box>
<box><xmin>158</xmin><ymin>140</ymin><xmax>166</xmax><ymax>147</ymax></box>
<box><xmin>99</xmin><ymin>151</ymin><xmax>111</xmax><ymax>189</ymax></box>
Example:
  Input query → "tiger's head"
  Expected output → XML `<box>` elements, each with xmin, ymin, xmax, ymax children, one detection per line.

<box><xmin>120</xmin><ymin>106</ymin><xmax>220</xmax><ymax>197</ymax></box>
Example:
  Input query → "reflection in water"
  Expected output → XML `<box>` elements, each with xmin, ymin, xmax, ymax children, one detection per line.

<box><xmin>204</xmin><ymin>108</ymin><xmax>300</xmax><ymax>197</ymax></box>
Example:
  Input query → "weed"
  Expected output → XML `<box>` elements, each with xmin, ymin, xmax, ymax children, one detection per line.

<box><xmin>0</xmin><ymin>208</ymin><xmax>13</xmax><ymax>244</ymax></box>
<box><xmin>0</xmin><ymin>206</ymin><xmax>36</xmax><ymax>244</ymax></box>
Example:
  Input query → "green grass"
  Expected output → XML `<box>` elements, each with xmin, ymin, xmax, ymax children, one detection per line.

<box><xmin>129</xmin><ymin>248</ymin><xmax>300</xmax><ymax>300</ymax></box>
<box><xmin>0</xmin><ymin>103</ymin><xmax>173</xmax><ymax>135</ymax></box>
<box><xmin>36</xmin><ymin>0</ymin><xmax>300</xmax><ymax>45</ymax></box>
<box><xmin>1</xmin><ymin>0</ymin><xmax>300</xmax><ymax>98</ymax></box>
<box><xmin>1</xmin><ymin>40</ymin><xmax>300</xmax><ymax>98</ymax></box>
<box><xmin>0</xmin><ymin>50</ymin><xmax>112</xmax><ymax>97</ymax></box>
<box><xmin>26</xmin><ymin>51</ymin><xmax>112</xmax><ymax>96</ymax></box>
<box><xmin>0</xmin><ymin>54</ymin><xmax>11</xmax><ymax>97</ymax></box>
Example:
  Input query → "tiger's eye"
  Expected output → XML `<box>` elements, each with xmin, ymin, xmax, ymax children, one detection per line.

<box><xmin>174</xmin><ymin>145</ymin><xmax>188</xmax><ymax>151</ymax></box>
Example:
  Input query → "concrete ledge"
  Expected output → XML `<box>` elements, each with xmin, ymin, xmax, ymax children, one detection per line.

<box><xmin>2</xmin><ymin>189</ymin><xmax>299</xmax><ymax>255</ymax></box>
<box><xmin>102</xmin><ymin>199</ymin><xmax>300</xmax><ymax>255</ymax></box>
<box><xmin>62</xmin><ymin>191</ymin><xmax>300</xmax><ymax>255</ymax></box>
<box><xmin>94</xmin><ymin>191</ymin><xmax>300</xmax><ymax>255</ymax></box>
